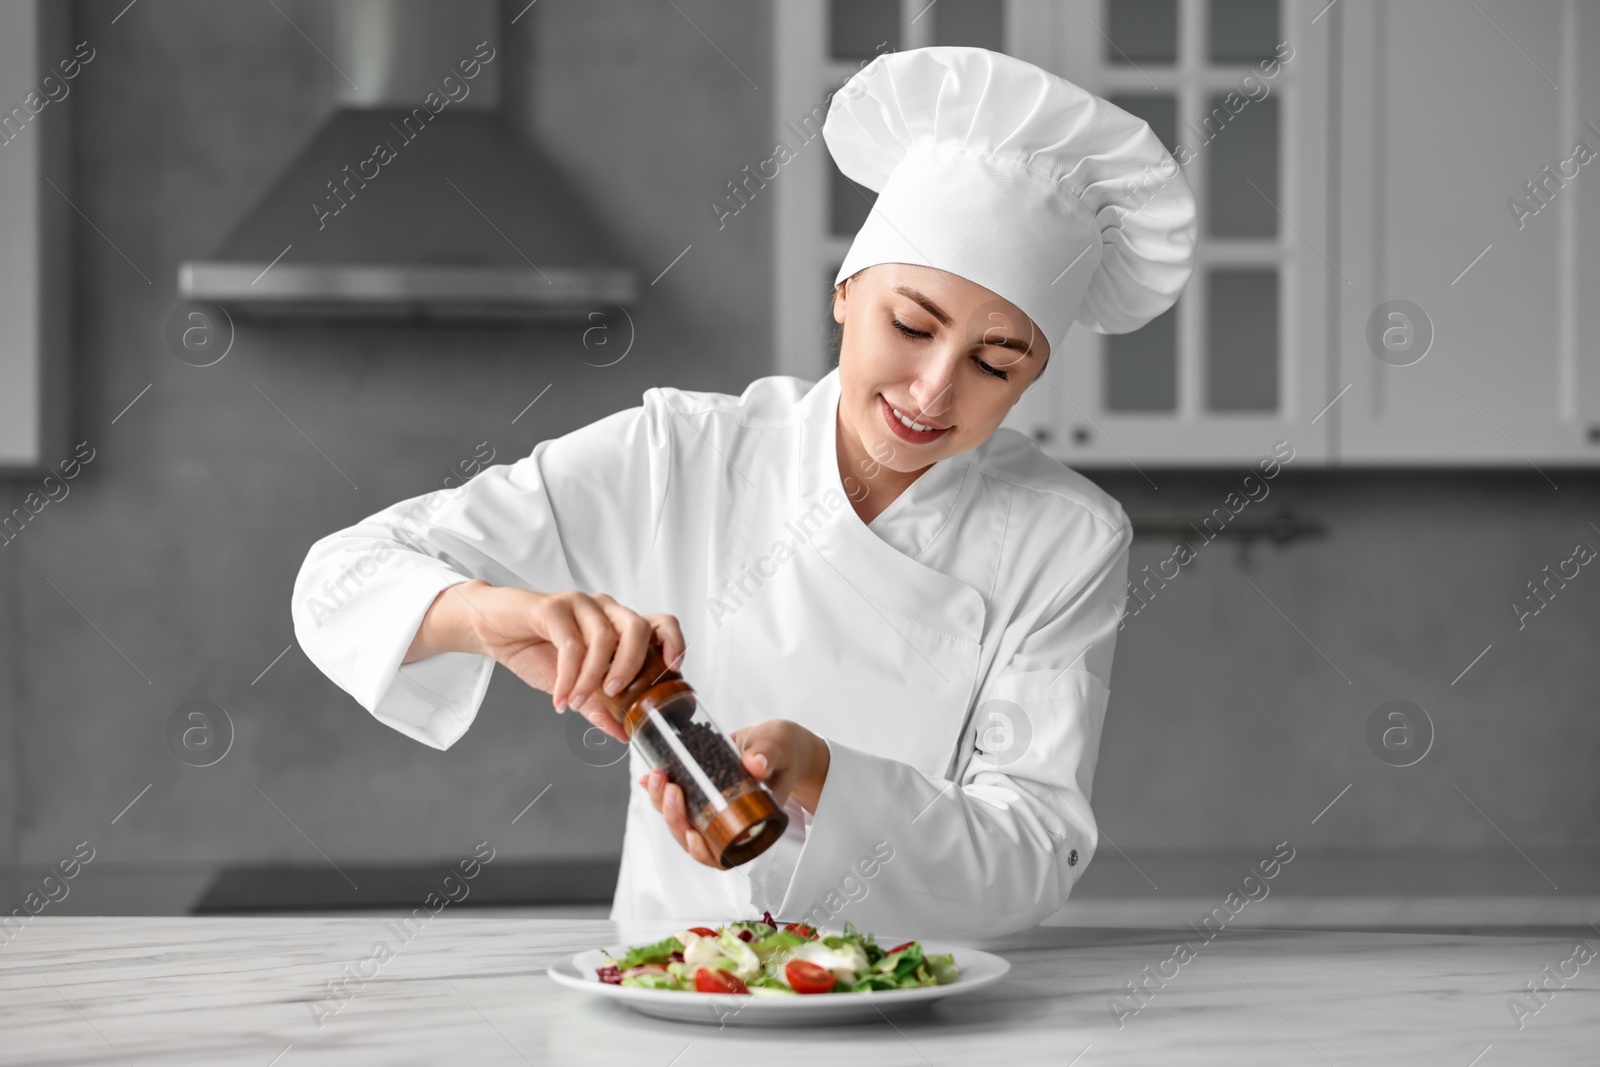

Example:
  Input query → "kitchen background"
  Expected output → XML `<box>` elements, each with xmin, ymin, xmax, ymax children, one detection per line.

<box><xmin>0</xmin><ymin>0</ymin><xmax>1595</xmax><ymax>928</ymax></box>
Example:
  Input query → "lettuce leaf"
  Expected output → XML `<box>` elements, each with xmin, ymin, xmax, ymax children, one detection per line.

<box><xmin>609</xmin><ymin>935</ymin><xmax>683</xmax><ymax>970</ymax></box>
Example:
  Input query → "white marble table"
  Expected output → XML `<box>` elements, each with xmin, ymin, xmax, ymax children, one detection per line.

<box><xmin>1</xmin><ymin>917</ymin><xmax>1595</xmax><ymax>1065</ymax></box>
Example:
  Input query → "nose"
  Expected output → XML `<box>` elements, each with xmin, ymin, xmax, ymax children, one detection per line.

<box><xmin>907</xmin><ymin>353</ymin><xmax>958</xmax><ymax>420</ymax></box>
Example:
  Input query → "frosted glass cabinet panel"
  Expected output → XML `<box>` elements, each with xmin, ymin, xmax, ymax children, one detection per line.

<box><xmin>931</xmin><ymin>0</ymin><xmax>1006</xmax><ymax>51</ymax></box>
<box><xmin>1209</xmin><ymin>0</ymin><xmax>1281</xmax><ymax>63</ymax></box>
<box><xmin>828</xmin><ymin>0</ymin><xmax>900</xmax><ymax>59</ymax></box>
<box><xmin>1207</xmin><ymin>270</ymin><xmax>1279</xmax><ymax>412</ymax></box>
<box><xmin>1107</xmin><ymin>0</ymin><xmax>1179</xmax><ymax>65</ymax></box>
<box><xmin>1107</xmin><ymin>304</ymin><xmax>1179</xmax><ymax>414</ymax></box>
<box><xmin>1206</xmin><ymin>94</ymin><xmax>1278</xmax><ymax>238</ymax></box>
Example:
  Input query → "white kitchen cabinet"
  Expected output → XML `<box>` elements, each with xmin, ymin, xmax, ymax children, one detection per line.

<box><xmin>774</xmin><ymin>0</ymin><xmax>1335</xmax><ymax>468</ymax></box>
<box><xmin>1334</xmin><ymin>0</ymin><xmax>1600</xmax><ymax>467</ymax></box>
<box><xmin>0</xmin><ymin>0</ymin><xmax>72</xmax><ymax>474</ymax></box>
<box><xmin>1011</xmin><ymin>0</ymin><xmax>1334</xmax><ymax>469</ymax></box>
<box><xmin>772</xmin><ymin>0</ymin><xmax>1594</xmax><ymax>468</ymax></box>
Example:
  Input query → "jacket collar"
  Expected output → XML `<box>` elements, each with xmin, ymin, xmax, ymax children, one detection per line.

<box><xmin>796</xmin><ymin>368</ymin><xmax>986</xmax><ymax>644</ymax></box>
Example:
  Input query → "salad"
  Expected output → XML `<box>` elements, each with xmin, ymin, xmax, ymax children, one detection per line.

<box><xmin>594</xmin><ymin>912</ymin><xmax>960</xmax><ymax>995</ymax></box>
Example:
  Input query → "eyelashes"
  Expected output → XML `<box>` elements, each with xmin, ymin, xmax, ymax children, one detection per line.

<box><xmin>890</xmin><ymin>318</ymin><xmax>1009</xmax><ymax>380</ymax></box>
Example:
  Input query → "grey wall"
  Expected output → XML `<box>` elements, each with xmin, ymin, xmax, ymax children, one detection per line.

<box><xmin>0</xmin><ymin>0</ymin><xmax>774</xmax><ymax>911</ymax></box>
<box><xmin>1091</xmin><ymin>470</ymin><xmax>1599</xmax><ymax>896</ymax></box>
<box><xmin>0</xmin><ymin>0</ymin><xmax>1593</xmax><ymax>914</ymax></box>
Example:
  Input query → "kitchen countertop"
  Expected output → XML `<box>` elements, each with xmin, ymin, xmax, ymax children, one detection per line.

<box><xmin>2</xmin><ymin>917</ymin><xmax>1595</xmax><ymax>1065</ymax></box>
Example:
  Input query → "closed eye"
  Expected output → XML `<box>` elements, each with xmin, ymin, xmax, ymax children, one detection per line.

<box><xmin>891</xmin><ymin>317</ymin><xmax>1010</xmax><ymax>381</ymax></box>
<box><xmin>973</xmin><ymin>354</ymin><xmax>1009</xmax><ymax>380</ymax></box>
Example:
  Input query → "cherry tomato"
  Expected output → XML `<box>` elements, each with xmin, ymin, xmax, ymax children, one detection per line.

<box><xmin>785</xmin><ymin>959</ymin><xmax>836</xmax><ymax>994</ymax></box>
<box><xmin>688</xmin><ymin>927</ymin><xmax>718</xmax><ymax>938</ymax></box>
<box><xmin>694</xmin><ymin>967</ymin><xmax>749</xmax><ymax>995</ymax></box>
<box><xmin>887</xmin><ymin>941</ymin><xmax>916</xmax><ymax>954</ymax></box>
<box><xmin>784</xmin><ymin>922</ymin><xmax>819</xmax><ymax>940</ymax></box>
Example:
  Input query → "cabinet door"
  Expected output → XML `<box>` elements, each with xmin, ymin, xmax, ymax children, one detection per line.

<box><xmin>1335</xmin><ymin>0</ymin><xmax>1600</xmax><ymax>466</ymax></box>
<box><xmin>1007</xmin><ymin>0</ymin><xmax>1333</xmax><ymax>468</ymax></box>
<box><xmin>0</xmin><ymin>0</ymin><xmax>71</xmax><ymax>473</ymax></box>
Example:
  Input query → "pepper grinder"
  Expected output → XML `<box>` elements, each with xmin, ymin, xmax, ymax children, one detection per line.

<box><xmin>582</xmin><ymin>637</ymin><xmax>787</xmax><ymax>869</ymax></box>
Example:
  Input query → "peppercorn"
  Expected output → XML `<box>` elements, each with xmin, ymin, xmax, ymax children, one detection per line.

<box><xmin>635</xmin><ymin>717</ymin><xmax>753</xmax><ymax>822</ymax></box>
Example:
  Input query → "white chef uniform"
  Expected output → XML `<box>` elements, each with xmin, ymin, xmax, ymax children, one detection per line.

<box><xmin>291</xmin><ymin>45</ymin><xmax>1195</xmax><ymax>941</ymax></box>
<box><xmin>293</xmin><ymin>367</ymin><xmax>1130</xmax><ymax>940</ymax></box>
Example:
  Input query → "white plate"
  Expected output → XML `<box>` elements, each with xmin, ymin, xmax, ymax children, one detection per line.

<box><xmin>549</xmin><ymin>937</ymin><xmax>1010</xmax><ymax>1026</ymax></box>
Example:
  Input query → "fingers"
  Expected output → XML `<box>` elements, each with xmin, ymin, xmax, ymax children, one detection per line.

<box><xmin>683</xmin><ymin>826</ymin><xmax>717</xmax><ymax>867</ymax></box>
<box><xmin>741</xmin><ymin>749</ymin><xmax>772</xmax><ymax>780</ymax></box>
<box><xmin>584</xmin><ymin>705</ymin><xmax>629</xmax><ymax>743</ymax></box>
<box><xmin>733</xmin><ymin>724</ymin><xmax>793</xmax><ymax>806</ymax></box>
<box><xmin>645</xmin><ymin>613</ymin><xmax>687</xmax><ymax>671</ymax></box>
<box><xmin>537</xmin><ymin>600</ymin><xmax>585</xmax><ymax>712</ymax></box>
<box><xmin>566</xmin><ymin>596</ymin><xmax>617</xmax><ymax>712</ymax></box>
<box><xmin>600</xmin><ymin>602</ymin><xmax>653</xmax><ymax>698</ymax></box>
<box><xmin>641</xmin><ymin>769</ymin><xmax>664</xmax><ymax>814</ymax></box>
<box><xmin>531</xmin><ymin>593</ymin><xmax>683</xmax><ymax>716</ymax></box>
<box><xmin>732</xmin><ymin>722</ymin><xmax>777</xmax><ymax>775</ymax></box>
<box><xmin>638</xmin><ymin>771</ymin><xmax>719</xmax><ymax>868</ymax></box>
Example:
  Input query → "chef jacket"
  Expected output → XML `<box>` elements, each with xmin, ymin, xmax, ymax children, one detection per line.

<box><xmin>291</xmin><ymin>367</ymin><xmax>1132</xmax><ymax>941</ymax></box>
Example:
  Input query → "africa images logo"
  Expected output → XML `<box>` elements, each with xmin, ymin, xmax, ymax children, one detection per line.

<box><xmin>704</xmin><ymin>486</ymin><xmax>850</xmax><ymax>629</ymax></box>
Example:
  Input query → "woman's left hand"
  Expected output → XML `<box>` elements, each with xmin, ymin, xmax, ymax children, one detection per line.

<box><xmin>637</xmin><ymin>719</ymin><xmax>831</xmax><ymax>870</ymax></box>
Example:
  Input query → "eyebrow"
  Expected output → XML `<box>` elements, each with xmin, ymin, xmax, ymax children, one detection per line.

<box><xmin>889</xmin><ymin>285</ymin><xmax>1039</xmax><ymax>358</ymax></box>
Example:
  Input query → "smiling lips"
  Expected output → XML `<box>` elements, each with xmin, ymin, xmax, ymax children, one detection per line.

<box><xmin>879</xmin><ymin>394</ymin><xmax>951</xmax><ymax>443</ymax></box>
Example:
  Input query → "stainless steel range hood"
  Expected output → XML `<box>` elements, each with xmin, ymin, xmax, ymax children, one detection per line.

<box><xmin>178</xmin><ymin>0</ymin><xmax>636</xmax><ymax>322</ymax></box>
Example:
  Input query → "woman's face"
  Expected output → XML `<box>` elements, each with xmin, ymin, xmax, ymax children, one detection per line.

<box><xmin>832</xmin><ymin>263</ymin><xmax>1050</xmax><ymax>474</ymax></box>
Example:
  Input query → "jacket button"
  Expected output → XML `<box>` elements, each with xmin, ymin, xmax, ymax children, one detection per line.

<box><xmin>1068</xmin><ymin>849</ymin><xmax>1078</xmax><ymax>866</ymax></box>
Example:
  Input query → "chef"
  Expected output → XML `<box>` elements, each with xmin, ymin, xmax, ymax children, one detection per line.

<box><xmin>291</xmin><ymin>46</ymin><xmax>1196</xmax><ymax>940</ymax></box>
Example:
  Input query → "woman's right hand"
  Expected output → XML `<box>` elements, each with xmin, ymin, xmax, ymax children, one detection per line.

<box><xmin>413</xmin><ymin>581</ymin><xmax>685</xmax><ymax>741</ymax></box>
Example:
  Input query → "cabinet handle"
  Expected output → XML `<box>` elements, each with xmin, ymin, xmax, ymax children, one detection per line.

<box><xmin>1072</xmin><ymin>426</ymin><xmax>1091</xmax><ymax>445</ymax></box>
<box><xmin>1031</xmin><ymin>427</ymin><xmax>1054</xmax><ymax>444</ymax></box>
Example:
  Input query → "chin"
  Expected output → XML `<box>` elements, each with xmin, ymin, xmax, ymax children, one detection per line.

<box><xmin>879</xmin><ymin>435</ymin><xmax>953</xmax><ymax>469</ymax></box>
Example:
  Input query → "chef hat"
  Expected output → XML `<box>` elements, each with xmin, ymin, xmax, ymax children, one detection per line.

<box><xmin>823</xmin><ymin>46</ymin><xmax>1197</xmax><ymax>349</ymax></box>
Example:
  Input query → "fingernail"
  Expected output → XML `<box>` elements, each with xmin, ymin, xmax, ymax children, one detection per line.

<box><xmin>554</xmin><ymin>695</ymin><xmax>566</xmax><ymax>713</ymax></box>
<box><xmin>604</xmin><ymin>678</ymin><xmax>622</xmax><ymax>695</ymax></box>
<box><xmin>570</xmin><ymin>692</ymin><xmax>586</xmax><ymax>709</ymax></box>
<box><xmin>751</xmin><ymin>753</ymin><xmax>769</xmax><ymax>775</ymax></box>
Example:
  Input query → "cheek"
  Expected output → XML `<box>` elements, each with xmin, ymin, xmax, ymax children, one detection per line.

<box><xmin>871</xmin><ymin>327</ymin><xmax>923</xmax><ymax>368</ymax></box>
<box><xmin>960</xmin><ymin>403</ymin><xmax>1012</xmax><ymax>447</ymax></box>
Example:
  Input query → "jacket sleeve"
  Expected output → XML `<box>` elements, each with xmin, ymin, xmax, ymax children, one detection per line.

<box><xmin>289</xmin><ymin>392</ymin><xmax>673</xmax><ymax>751</ymax></box>
<box><xmin>769</xmin><ymin>515</ymin><xmax>1133</xmax><ymax>940</ymax></box>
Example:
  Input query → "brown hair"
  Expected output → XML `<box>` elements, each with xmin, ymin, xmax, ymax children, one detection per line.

<box><xmin>826</xmin><ymin>283</ymin><xmax>844</xmax><ymax>367</ymax></box>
